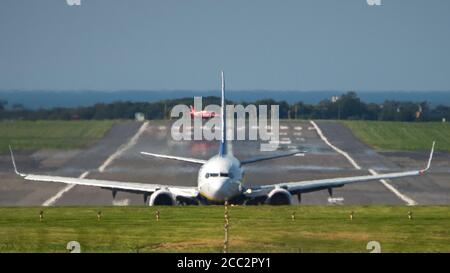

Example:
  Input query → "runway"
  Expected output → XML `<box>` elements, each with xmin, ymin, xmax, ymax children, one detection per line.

<box><xmin>0</xmin><ymin>120</ymin><xmax>449</xmax><ymax>206</ymax></box>
<box><xmin>314</xmin><ymin>120</ymin><xmax>450</xmax><ymax>205</ymax></box>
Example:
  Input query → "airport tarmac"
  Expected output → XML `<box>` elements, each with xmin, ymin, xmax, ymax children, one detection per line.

<box><xmin>0</xmin><ymin>120</ymin><xmax>449</xmax><ymax>206</ymax></box>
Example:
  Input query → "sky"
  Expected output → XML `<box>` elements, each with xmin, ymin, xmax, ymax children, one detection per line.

<box><xmin>0</xmin><ymin>0</ymin><xmax>449</xmax><ymax>91</ymax></box>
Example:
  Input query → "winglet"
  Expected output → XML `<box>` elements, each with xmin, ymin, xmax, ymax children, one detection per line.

<box><xmin>420</xmin><ymin>141</ymin><xmax>435</xmax><ymax>174</ymax></box>
<box><xmin>9</xmin><ymin>145</ymin><xmax>25</xmax><ymax>177</ymax></box>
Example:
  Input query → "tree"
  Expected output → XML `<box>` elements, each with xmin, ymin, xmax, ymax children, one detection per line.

<box><xmin>337</xmin><ymin>91</ymin><xmax>367</xmax><ymax>119</ymax></box>
<box><xmin>12</xmin><ymin>103</ymin><xmax>24</xmax><ymax>111</ymax></box>
<box><xmin>0</xmin><ymin>99</ymin><xmax>7</xmax><ymax>111</ymax></box>
<box><xmin>430</xmin><ymin>105</ymin><xmax>450</xmax><ymax>121</ymax></box>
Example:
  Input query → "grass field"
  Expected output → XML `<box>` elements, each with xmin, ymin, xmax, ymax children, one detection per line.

<box><xmin>342</xmin><ymin>121</ymin><xmax>450</xmax><ymax>152</ymax></box>
<box><xmin>0</xmin><ymin>206</ymin><xmax>448</xmax><ymax>253</ymax></box>
<box><xmin>0</xmin><ymin>120</ymin><xmax>116</xmax><ymax>154</ymax></box>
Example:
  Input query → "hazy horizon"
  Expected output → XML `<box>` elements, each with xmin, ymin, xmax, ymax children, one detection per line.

<box><xmin>0</xmin><ymin>88</ymin><xmax>450</xmax><ymax>94</ymax></box>
<box><xmin>2</xmin><ymin>90</ymin><xmax>450</xmax><ymax>109</ymax></box>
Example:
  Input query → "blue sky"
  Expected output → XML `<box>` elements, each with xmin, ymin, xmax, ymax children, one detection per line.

<box><xmin>1</xmin><ymin>0</ymin><xmax>449</xmax><ymax>91</ymax></box>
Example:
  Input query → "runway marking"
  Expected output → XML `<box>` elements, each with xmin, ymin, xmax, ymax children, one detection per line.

<box><xmin>98</xmin><ymin>121</ymin><xmax>149</xmax><ymax>172</ymax></box>
<box><xmin>112</xmin><ymin>198</ymin><xmax>130</xmax><ymax>206</ymax></box>
<box><xmin>270</xmin><ymin>139</ymin><xmax>292</xmax><ymax>145</ymax></box>
<box><xmin>42</xmin><ymin>121</ymin><xmax>149</xmax><ymax>206</ymax></box>
<box><xmin>310</xmin><ymin>120</ymin><xmax>418</xmax><ymax>206</ymax></box>
<box><xmin>328</xmin><ymin>197</ymin><xmax>344</xmax><ymax>205</ymax></box>
<box><xmin>368</xmin><ymin>169</ymin><xmax>417</xmax><ymax>206</ymax></box>
<box><xmin>310</xmin><ymin>121</ymin><xmax>362</xmax><ymax>170</ymax></box>
<box><xmin>42</xmin><ymin>171</ymin><xmax>90</xmax><ymax>206</ymax></box>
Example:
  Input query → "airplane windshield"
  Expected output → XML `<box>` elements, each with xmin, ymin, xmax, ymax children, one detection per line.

<box><xmin>205</xmin><ymin>173</ymin><xmax>230</xmax><ymax>178</ymax></box>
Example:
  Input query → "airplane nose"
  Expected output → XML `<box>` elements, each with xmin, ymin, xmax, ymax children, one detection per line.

<box><xmin>209</xmin><ymin>178</ymin><xmax>235</xmax><ymax>201</ymax></box>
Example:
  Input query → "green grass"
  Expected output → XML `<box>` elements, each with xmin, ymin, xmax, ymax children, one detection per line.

<box><xmin>0</xmin><ymin>120</ymin><xmax>116</xmax><ymax>154</ymax></box>
<box><xmin>342</xmin><ymin>120</ymin><xmax>450</xmax><ymax>152</ymax></box>
<box><xmin>0</xmin><ymin>206</ymin><xmax>449</xmax><ymax>253</ymax></box>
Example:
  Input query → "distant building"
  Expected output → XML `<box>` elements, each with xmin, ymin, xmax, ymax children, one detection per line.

<box><xmin>135</xmin><ymin>112</ymin><xmax>145</xmax><ymax>121</ymax></box>
<box><xmin>331</xmin><ymin>96</ymin><xmax>339</xmax><ymax>103</ymax></box>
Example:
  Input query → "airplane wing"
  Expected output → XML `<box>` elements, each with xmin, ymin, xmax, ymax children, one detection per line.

<box><xmin>240</xmin><ymin>150</ymin><xmax>304</xmax><ymax>165</ymax></box>
<box><xmin>140</xmin><ymin>152</ymin><xmax>207</xmax><ymax>164</ymax></box>
<box><xmin>9</xmin><ymin>147</ymin><xmax>198</xmax><ymax>198</ymax></box>
<box><xmin>245</xmin><ymin>142</ymin><xmax>435</xmax><ymax>198</ymax></box>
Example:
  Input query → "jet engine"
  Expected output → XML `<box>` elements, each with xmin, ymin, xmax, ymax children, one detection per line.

<box><xmin>265</xmin><ymin>188</ymin><xmax>293</xmax><ymax>205</ymax></box>
<box><xmin>149</xmin><ymin>189</ymin><xmax>176</xmax><ymax>206</ymax></box>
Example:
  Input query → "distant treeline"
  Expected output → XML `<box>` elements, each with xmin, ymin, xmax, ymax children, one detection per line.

<box><xmin>1</xmin><ymin>92</ymin><xmax>450</xmax><ymax>121</ymax></box>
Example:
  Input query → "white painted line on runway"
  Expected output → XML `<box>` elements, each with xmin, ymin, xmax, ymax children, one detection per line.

<box><xmin>310</xmin><ymin>120</ymin><xmax>418</xmax><ymax>206</ymax></box>
<box><xmin>42</xmin><ymin>171</ymin><xmax>90</xmax><ymax>206</ymax></box>
<box><xmin>42</xmin><ymin>121</ymin><xmax>149</xmax><ymax>206</ymax></box>
<box><xmin>310</xmin><ymin>121</ymin><xmax>362</xmax><ymax>170</ymax></box>
<box><xmin>112</xmin><ymin>198</ymin><xmax>130</xmax><ymax>206</ymax></box>
<box><xmin>327</xmin><ymin>197</ymin><xmax>344</xmax><ymax>204</ymax></box>
<box><xmin>368</xmin><ymin>169</ymin><xmax>417</xmax><ymax>206</ymax></box>
<box><xmin>99</xmin><ymin>121</ymin><xmax>149</xmax><ymax>172</ymax></box>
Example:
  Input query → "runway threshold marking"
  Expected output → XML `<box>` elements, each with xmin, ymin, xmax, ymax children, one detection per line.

<box><xmin>309</xmin><ymin>120</ymin><xmax>418</xmax><ymax>206</ymax></box>
<box><xmin>42</xmin><ymin>121</ymin><xmax>150</xmax><ymax>206</ymax></box>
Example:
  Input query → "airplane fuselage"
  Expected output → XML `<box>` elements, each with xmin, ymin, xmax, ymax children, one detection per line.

<box><xmin>197</xmin><ymin>154</ymin><xmax>244</xmax><ymax>202</ymax></box>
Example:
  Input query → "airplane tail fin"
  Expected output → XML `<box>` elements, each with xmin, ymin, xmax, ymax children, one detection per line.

<box><xmin>219</xmin><ymin>71</ymin><xmax>227</xmax><ymax>156</ymax></box>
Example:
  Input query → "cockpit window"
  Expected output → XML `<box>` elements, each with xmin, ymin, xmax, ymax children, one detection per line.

<box><xmin>205</xmin><ymin>173</ymin><xmax>231</xmax><ymax>178</ymax></box>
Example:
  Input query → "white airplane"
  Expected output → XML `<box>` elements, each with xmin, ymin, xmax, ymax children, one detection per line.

<box><xmin>9</xmin><ymin>72</ymin><xmax>435</xmax><ymax>205</ymax></box>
